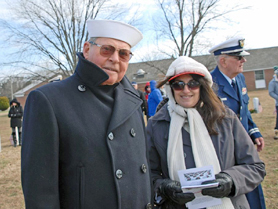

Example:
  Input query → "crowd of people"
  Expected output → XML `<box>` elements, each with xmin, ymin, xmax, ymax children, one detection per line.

<box><xmin>10</xmin><ymin>19</ymin><xmax>274</xmax><ymax>209</ymax></box>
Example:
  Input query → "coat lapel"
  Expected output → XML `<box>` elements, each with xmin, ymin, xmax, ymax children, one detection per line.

<box><xmin>108</xmin><ymin>80</ymin><xmax>142</xmax><ymax>131</ymax></box>
<box><xmin>214</xmin><ymin>68</ymin><xmax>239</xmax><ymax>101</ymax></box>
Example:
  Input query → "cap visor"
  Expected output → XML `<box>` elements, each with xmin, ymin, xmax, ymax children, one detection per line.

<box><xmin>239</xmin><ymin>50</ymin><xmax>250</xmax><ymax>56</ymax></box>
<box><xmin>169</xmin><ymin>72</ymin><xmax>205</xmax><ymax>81</ymax></box>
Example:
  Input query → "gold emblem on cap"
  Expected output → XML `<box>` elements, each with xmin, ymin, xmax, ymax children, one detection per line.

<box><xmin>238</xmin><ymin>39</ymin><xmax>245</xmax><ymax>48</ymax></box>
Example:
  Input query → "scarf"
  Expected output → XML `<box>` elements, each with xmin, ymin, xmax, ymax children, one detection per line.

<box><xmin>165</xmin><ymin>84</ymin><xmax>234</xmax><ymax>209</ymax></box>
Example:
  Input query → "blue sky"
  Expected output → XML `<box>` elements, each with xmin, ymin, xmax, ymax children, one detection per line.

<box><xmin>0</xmin><ymin>0</ymin><xmax>277</xmax><ymax>75</ymax></box>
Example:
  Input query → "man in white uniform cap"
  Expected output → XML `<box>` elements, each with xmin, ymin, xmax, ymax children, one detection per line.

<box><xmin>210</xmin><ymin>37</ymin><xmax>266</xmax><ymax>209</ymax></box>
<box><xmin>22</xmin><ymin>19</ymin><xmax>153</xmax><ymax>209</ymax></box>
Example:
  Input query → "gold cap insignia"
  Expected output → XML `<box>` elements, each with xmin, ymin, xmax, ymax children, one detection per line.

<box><xmin>238</xmin><ymin>39</ymin><xmax>245</xmax><ymax>48</ymax></box>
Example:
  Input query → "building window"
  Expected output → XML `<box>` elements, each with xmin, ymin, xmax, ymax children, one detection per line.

<box><xmin>255</xmin><ymin>70</ymin><xmax>264</xmax><ymax>80</ymax></box>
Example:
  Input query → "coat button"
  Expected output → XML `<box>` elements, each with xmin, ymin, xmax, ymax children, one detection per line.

<box><xmin>78</xmin><ymin>85</ymin><xmax>86</xmax><ymax>92</ymax></box>
<box><xmin>184</xmin><ymin>152</ymin><xmax>187</xmax><ymax>158</ymax></box>
<box><xmin>108</xmin><ymin>132</ymin><xmax>114</xmax><ymax>140</ymax></box>
<box><xmin>141</xmin><ymin>164</ymin><xmax>147</xmax><ymax>173</ymax></box>
<box><xmin>116</xmin><ymin>169</ymin><xmax>123</xmax><ymax>179</ymax></box>
<box><xmin>130</xmin><ymin>128</ymin><xmax>136</xmax><ymax>137</ymax></box>
<box><xmin>146</xmin><ymin>203</ymin><xmax>152</xmax><ymax>209</ymax></box>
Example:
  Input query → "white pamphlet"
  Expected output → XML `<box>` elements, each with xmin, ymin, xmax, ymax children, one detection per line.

<box><xmin>178</xmin><ymin>165</ymin><xmax>222</xmax><ymax>209</ymax></box>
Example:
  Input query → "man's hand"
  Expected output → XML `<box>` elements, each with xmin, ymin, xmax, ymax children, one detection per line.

<box><xmin>255</xmin><ymin>137</ymin><xmax>264</xmax><ymax>152</ymax></box>
<box><xmin>201</xmin><ymin>173</ymin><xmax>234</xmax><ymax>198</ymax></box>
<box><xmin>158</xmin><ymin>179</ymin><xmax>195</xmax><ymax>205</ymax></box>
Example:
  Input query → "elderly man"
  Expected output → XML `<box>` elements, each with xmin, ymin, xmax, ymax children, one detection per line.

<box><xmin>209</xmin><ymin>37</ymin><xmax>266</xmax><ymax>209</ymax></box>
<box><xmin>21</xmin><ymin>19</ymin><xmax>152</xmax><ymax>209</ymax></box>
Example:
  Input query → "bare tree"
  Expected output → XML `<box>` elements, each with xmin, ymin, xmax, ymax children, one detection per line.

<box><xmin>152</xmin><ymin>0</ymin><xmax>250</xmax><ymax>58</ymax></box>
<box><xmin>0</xmin><ymin>0</ymin><xmax>140</xmax><ymax>78</ymax></box>
<box><xmin>0</xmin><ymin>75</ymin><xmax>28</xmax><ymax>99</ymax></box>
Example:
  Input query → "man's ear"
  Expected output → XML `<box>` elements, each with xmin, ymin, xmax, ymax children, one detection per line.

<box><xmin>219</xmin><ymin>56</ymin><xmax>227</xmax><ymax>67</ymax></box>
<box><xmin>83</xmin><ymin>42</ymin><xmax>90</xmax><ymax>59</ymax></box>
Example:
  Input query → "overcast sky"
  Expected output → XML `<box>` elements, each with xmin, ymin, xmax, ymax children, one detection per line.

<box><xmin>129</xmin><ymin>0</ymin><xmax>278</xmax><ymax>62</ymax></box>
<box><xmin>216</xmin><ymin>0</ymin><xmax>278</xmax><ymax>50</ymax></box>
<box><xmin>130</xmin><ymin>0</ymin><xmax>278</xmax><ymax>50</ymax></box>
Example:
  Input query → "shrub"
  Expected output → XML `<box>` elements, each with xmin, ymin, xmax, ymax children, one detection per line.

<box><xmin>249</xmin><ymin>109</ymin><xmax>257</xmax><ymax>114</ymax></box>
<box><xmin>0</xmin><ymin>96</ymin><xmax>10</xmax><ymax>111</ymax></box>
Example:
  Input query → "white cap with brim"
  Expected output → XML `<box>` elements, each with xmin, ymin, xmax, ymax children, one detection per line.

<box><xmin>87</xmin><ymin>19</ymin><xmax>143</xmax><ymax>48</ymax></box>
<box><xmin>209</xmin><ymin>37</ymin><xmax>250</xmax><ymax>56</ymax></box>
<box><xmin>166</xmin><ymin>56</ymin><xmax>213</xmax><ymax>87</ymax></box>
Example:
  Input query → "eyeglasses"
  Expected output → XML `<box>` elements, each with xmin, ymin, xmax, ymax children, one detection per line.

<box><xmin>170</xmin><ymin>80</ymin><xmax>201</xmax><ymax>91</ymax></box>
<box><xmin>89</xmin><ymin>41</ymin><xmax>133</xmax><ymax>62</ymax></box>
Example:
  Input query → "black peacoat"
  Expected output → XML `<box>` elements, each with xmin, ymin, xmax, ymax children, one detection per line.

<box><xmin>21</xmin><ymin>53</ymin><xmax>153</xmax><ymax>209</ymax></box>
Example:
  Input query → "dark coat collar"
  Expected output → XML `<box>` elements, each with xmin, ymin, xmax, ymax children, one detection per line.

<box><xmin>75</xmin><ymin>52</ymin><xmax>109</xmax><ymax>88</ymax></box>
<box><xmin>150</xmin><ymin>103</ymin><xmax>171</xmax><ymax>122</ymax></box>
<box><xmin>74</xmin><ymin>52</ymin><xmax>142</xmax><ymax>131</ymax></box>
<box><xmin>212</xmin><ymin>66</ymin><xmax>239</xmax><ymax>101</ymax></box>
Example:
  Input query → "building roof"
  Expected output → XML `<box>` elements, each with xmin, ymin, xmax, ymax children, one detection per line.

<box><xmin>14</xmin><ymin>80</ymin><xmax>42</xmax><ymax>97</ymax></box>
<box><xmin>14</xmin><ymin>74</ymin><xmax>63</xmax><ymax>97</ymax></box>
<box><xmin>243</xmin><ymin>46</ymin><xmax>278</xmax><ymax>71</ymax></box>
<box><xmin>127</xmin><ymin>46</ymin><xmax>278</xmax><ymax>82</ymax></box>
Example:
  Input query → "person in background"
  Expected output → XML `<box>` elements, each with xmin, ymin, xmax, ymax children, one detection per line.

<box><xmin>21</xmin><ymin>19</ymin><xmax>152</xmax><ymax>209</ymax></box>
<box><xmin>144</xmin><ymin>81</ymin><xmax>151</xmax><ymax>119</ymax></box>
<box><xmin>147</xmin><ymin>56</ymin><xmax>265</xmax><ymax>209</ymax></box>
<box><xmin>145</xmin><ymin>81</ymin><xmax>151</xmax><ymax>101</ymax></box>
<box><xmin>209</xmin><ymin>37</ymin><xmax>266</xmax><ymax>209</ymax></box>
<box><xmin>159</xmin><ymin>85</ymin><xmax>167</xmax><ymax>98</ymax></box>
<box><xmin>268</xmin><ymin>66</ymin><xmax>278</xmax><ymax>139</ymax></box>
<box><xmin>147</xmin><ymin>80</ymin><xmax>163</xmax><ymax>117</ymax></box>
<box><xmin>132</xmin><ymin>81</ymin><xmax>148</xmax><ymax>118</ymax></box>
<box><xmin>8</xmin><ymin>98</ymin><xmax>23</xmax><ymax>147</ymax></box>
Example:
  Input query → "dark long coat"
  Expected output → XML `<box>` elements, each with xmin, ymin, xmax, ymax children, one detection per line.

<box><xmin>21</xmin><ymin>53</ymin><xmax>152</xmax><ymax>209</ymax></box>
<box><xmin>8</xmin><ymin>99</ymin><xmax>23</xmax><ymax>128</ymax></box>
<box><xmin>147</xmin><ymin>104</ymin><xmax>265</xmax><ymax>209</ymax></box>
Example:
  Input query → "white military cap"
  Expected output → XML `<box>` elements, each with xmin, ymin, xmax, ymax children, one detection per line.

<box><xmin>87</xmin><ymin>19</ymin><xmax>143</xmax><ymax>48</ymax></box>
<box><xmin>166</xmin><ymin>56</ymin><xmax>213</xmax><ymax>87</ymax></box>
<box><xmin>209</xmin><ymin>36</ymin><xmax>250</xmax><ymax>56</ymax></box>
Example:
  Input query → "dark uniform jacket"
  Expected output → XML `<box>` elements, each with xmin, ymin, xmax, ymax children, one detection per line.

<box><xmin>21</xmin><ymin>53</ymin><xmax>152</xmax><ymax>209</ymax></box>
<box><xmin>147</xmin><ymin>104</ymin><xmax>265</xmax><ymax>209</ymax></box>
<box><xmin>211</xmin><ymin>67</ymin><xmax>262</xmax><ymax>142</ymax></box>
<box><xmin>8</xmin><ymin>98</ymin><xmax>23</xmax><ymax>128</ymax></box>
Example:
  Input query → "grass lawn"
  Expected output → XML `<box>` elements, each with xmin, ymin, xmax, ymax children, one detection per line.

<box><xmin>0</xmin><ymin>89</ymin><xmax>277</xmax><ymax>208</ymax></box>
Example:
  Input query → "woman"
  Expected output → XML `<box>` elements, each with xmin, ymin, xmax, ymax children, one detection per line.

<box><xmin>8</xmin><ymin>98</ymin><xmax>23</xmax><ymax>147</ymax></box>
<box><xmin>146</xmin><ymin>56</ymin><xmax>265</xmax><ymax>209</ymax></box>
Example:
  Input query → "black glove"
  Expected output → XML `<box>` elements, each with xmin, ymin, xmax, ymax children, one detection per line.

<box><xmin>158</xmin><ymin>179</ymin><xmax>195</xmax><ymax>205</ymax></box>
<box><xmin>160</xmin><ymin>200</ymin><xmax>185</xmax><ymax>209</ymax></box>
<box><xmin>201</xmin><ymin>172</ymin><xmax>234</xmax><ymax>198</ymax></box>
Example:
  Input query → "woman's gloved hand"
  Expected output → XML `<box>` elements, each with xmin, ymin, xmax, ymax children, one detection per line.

<box><xmin>158</xmin><ymin>179</ymin><xmax>195</xmax><ymax>205</ymax></box>
<box><xmin>201</xmin><ymin>172</ymin><xmax>234</xmax><ymax>198</ymax></box>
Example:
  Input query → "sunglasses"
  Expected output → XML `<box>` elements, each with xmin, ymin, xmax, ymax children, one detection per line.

<box><xmin>89</xmin><ymin>41</ymin><xmax>133</xmax><ymax>62</ymax></box>
<box><xmin>229</xmin><ymin>55</ymin><xmax>245</xmax><ymax>61</ymax></box>
<box><xmin>170</xmin><ymin>80</ymin><xmax>201</xmax><ymax>91</ymax></box>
